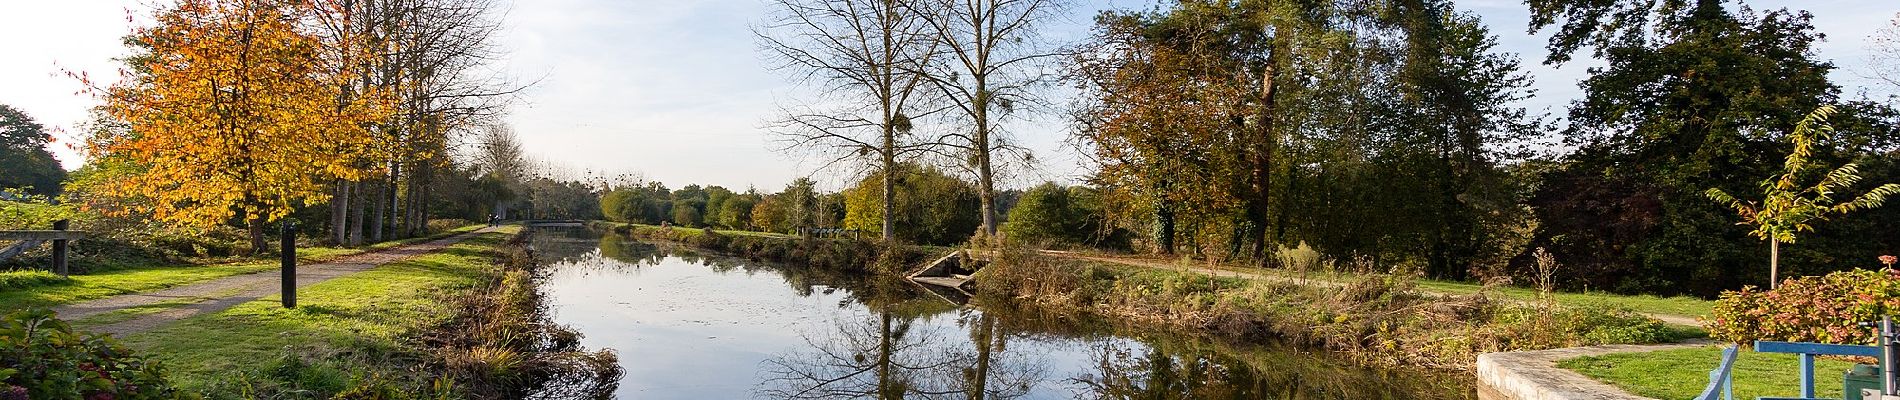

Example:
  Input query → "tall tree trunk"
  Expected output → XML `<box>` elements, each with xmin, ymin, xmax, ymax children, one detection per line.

<box><xmin>1154</xmin><ymin>193</ymin><xmax>1175</xmax><ymax>255</ymax></box>
<box><xmin>349</xmin><ymin>181</ymin><xmax>367</xmax><ymax>247</ymax></box>
<box><xmin>248</xmin><ymin>216</ymin><xmax>268</xmax><ymax>256</ymax></box>
<box><xmin>332</xmin><ymin>180</ymin><xmax>350</xmax><ymax>245</ymax></box>
<box><xmin>371</xmin><ymin>175</ymin><xmax>387</xmax><ymax>243</ymax></box>
<box><xmin>975</xmin><ymin>81</ymin><xmax>998</xmax><ymax>239</ymax></box>
<box><xmin>881</xmin><ymin>125</ymin><xmax>898</xmax><ymax>243</ymax></box>
<box><xmin>1248</xmin><ymin>47</ymin><xmax>1282</xmax><ymax>267</ymax></box>
<box><xmin>408</xmin><ymin>161</ymin><xmax>429</xmax><ymax>237</ymax></box>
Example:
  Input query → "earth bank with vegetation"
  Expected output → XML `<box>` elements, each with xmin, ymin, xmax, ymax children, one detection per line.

<box><xmin>1</xmin><ymin>227</ymin><xmax>623</xmax><ymax>398</ymax></box>
<box><xmin>599</xmin><ymin>221</ymin><xmax>1687</xmax><ymax>370</ymax></box>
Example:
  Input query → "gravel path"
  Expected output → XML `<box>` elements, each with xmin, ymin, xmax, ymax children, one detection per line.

<box><xmin>54</xmin><ymin>227</ymin><xmax>498</xmax><ymax>336</ymax></box>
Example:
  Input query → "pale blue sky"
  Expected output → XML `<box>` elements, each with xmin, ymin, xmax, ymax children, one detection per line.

<box><xmin>2</xmin><ymin>0</ymin><xmax>1895</xmax><ymax>191</ymax></box>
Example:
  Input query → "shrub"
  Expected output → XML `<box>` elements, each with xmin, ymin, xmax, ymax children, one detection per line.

<box><xmin>1275</xmin><ymin>241</ymin><xmax>1323</xmax><ymax>273</ymax></box>
<box><xmin>1707</xmin><ymin>268</ymin><xmax>1900</xmax><ymax>344</ymax></box>
<box><xmin>0</xmin><ymin>199</ymin><xmax>80</xmax><ymax>231</ymax></box>
<box><xmin>0</xmin><ymin>309</ymin><xmax>197</xmax><ymax>399</ymax></box>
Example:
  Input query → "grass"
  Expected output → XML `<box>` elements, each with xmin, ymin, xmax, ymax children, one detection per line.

<box><xmin>0</xmin><ymin>224</ymin><xmax>485</xmax><ymax>312</ymax></box>
<box><xmin>1060</xmin><ymin>253</ymin><xmax>1716</xmax><ymax>321</ymax></box>
<box><xmin>1413</xmin><ymin>279</ymin><xmax>1714</xmax><ymax>319</ymax></box>
<box><xmin>1560</xmin><ymin>346</ymin><xmax>1872</xmax><ymax>399</ymax></box>
<box><xmin>117</xmin><ymin>226</ymin><xmax>516</xmax><ymax>391</ymax></box>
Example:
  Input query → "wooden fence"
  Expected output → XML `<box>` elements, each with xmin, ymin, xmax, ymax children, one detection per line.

<box><xmin>0</xmin><ymin>220</ymin><xmax>85</xmax><ymax>276</ymax></box>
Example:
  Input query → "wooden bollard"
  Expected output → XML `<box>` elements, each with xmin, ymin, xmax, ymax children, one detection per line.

<box><xmin>280</xmin><ymin>221</ymin><xmax>297</xmax><ymax>308</ymax></box>
<box><xmin>51</xmin><ymin>219</ymin><xmax>69</xmax><ymax>277</ymax></box>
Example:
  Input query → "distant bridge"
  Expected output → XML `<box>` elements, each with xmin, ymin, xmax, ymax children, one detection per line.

<box><xmin>524</xmin><ymin>219</ymin><xmax>587</xmax><ymax>227</ymax></box>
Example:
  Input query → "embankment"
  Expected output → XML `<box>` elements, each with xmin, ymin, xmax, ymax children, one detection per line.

<box><xmin>590</xmin><ymin>222</ymin><xmax>1685</xmax><ymax>371</ymax></box>
<box><xmin>105</xmin><ymin>227</ymin><xmax>623</xmax><ymax>398</ymax></box>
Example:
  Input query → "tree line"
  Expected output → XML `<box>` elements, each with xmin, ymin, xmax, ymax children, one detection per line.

<box><xmin>755</xmin><ymin>0</ymin><xmax>1900</xmax><ymax>297</ymax></box>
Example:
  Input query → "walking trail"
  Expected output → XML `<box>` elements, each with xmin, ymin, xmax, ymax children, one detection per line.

<box><xmin>54</xmin><ymin>226</ymin><xmax>500</xmax><ymax>336</ymax></box>
<box><xmin>1038</xmin><ymin>251</ymin><xmax>1703</xmax><ymax>327</ymax></box>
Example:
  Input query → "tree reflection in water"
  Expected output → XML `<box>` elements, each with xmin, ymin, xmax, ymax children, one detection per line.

<box><xmin>530</xmin><ymin>226</ymin><xmax>1473</xmax><ymax>399</ymax></box>
<box><xmin>758</xmin><ymin>278</ymin><xmax>1045</xmax><ymax>400</ymax></box>
<box><xmin>1071</xmin><ymin>337</ymin><xmax>1468</xmax><ymax>400</ymax></box>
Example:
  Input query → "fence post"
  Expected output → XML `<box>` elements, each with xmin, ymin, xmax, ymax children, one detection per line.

<box><xmin>280</xmin><ymin>220</ymin><xmax>297</xmax><ymax>309</ymax></box>
<box><xmin>1883</xmin><ymin>317</ymin><xmax>1898</xmax><ymax>397</ymax></box>
<box><xmin>51</xmin><ymin>219</ymin><xmax>69</xmax><ymax>277</ymax></box>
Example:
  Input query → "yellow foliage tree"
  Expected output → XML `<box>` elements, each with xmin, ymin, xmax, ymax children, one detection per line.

<box><xmin>90</xmin><ymin>0</ymin><xmax>391</xmax><ymax>253</ymax></box>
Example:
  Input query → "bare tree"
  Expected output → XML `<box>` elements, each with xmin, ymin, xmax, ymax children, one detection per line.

<box><xmin>1871</xmin><ymin>13</ymin><xmax>1900</xmax><ymax>94</ymax></box>
<box><xmin>757</xmin><ymin>0</ymin><xmax>944</xmax><ymax>243</ymax></box>
<box><xmin>911</xmin><ymin>0</ymin><xmax>1067</xmax><ymax>238</ymax></box>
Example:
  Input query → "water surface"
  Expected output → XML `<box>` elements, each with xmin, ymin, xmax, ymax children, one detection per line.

<box><xmin>531</xmin><ymin>226</ymin><xmax>1473</xmax><ymax>399</ymax></box>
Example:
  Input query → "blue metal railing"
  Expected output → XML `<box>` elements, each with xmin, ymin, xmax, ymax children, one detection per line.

<box><xmin>1756</xmin><ymin>341</ymin><xmax>1882</xmax><ymax>399</ymax></box>
<box><xmin>1698</xmin><ymin>346</ymin><xmax>1740</xmax><ymax>400</ymax></box>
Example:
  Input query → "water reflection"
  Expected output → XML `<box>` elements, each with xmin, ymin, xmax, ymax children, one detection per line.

<box><xmin>756</xmin><ymin>286</ymin><xmax>1045</xmax><ymax>400</ymax></box>
<box><xmin>528</xmin><ymin>226</ymin><xmax>1472</xmax><ymax>399</ymax></box>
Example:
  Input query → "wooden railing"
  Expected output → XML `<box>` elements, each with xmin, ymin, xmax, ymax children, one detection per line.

<box><xmin>0</xmin><ymin>220</ymin><xmax>86</xmax><ymax>276</ymax></box>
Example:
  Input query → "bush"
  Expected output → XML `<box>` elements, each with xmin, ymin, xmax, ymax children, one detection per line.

<box><xmin>1707</xmin><ymin>269</ymin><xmax>1900</xmax><ymax>344</ymax></box>
<box><xmin>0</xmin><ymin>309</ymin><xmax>197</xmax><ymax>399</ymax></box>
<box><xmin>0</xmin><ymin>199</ymin><xmax>80</xmax><ymax>231</ymax></box>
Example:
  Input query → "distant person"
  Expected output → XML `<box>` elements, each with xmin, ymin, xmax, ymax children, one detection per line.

<box><xmin>488</xmin><ymin>214</ymin><xmax>498</xmax><ymax>226</ymax></box>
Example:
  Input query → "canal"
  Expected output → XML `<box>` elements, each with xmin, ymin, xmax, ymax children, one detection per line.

<box><xmin>529</xmin><ymin>225</ymin><xmax>1475</xmax><ymax>399</ymax></box>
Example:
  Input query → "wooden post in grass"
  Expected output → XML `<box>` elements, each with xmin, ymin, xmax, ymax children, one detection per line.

<box><xmin>280</xmin><ymin>220</ymin><xmax>296</xmax><ymax>308</ymax></box>
<box><xmin>51</xmin><ymin>219</ymin><xmax>69</xmax><ymax>277</ymax></box>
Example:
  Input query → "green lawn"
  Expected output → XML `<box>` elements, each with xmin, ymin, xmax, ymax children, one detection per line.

<box><xmin>1560</xmin><ymin>346</ymin><xmax>1868</xmax><ymax>399</ymax></box>
<box><xmin>117</xmin><ymin>227</ymin><xmax>514</xmax><ymax>391</ymax></box>
<box><xmin>0</xmin><ymin>224</ymin><xmax>485</xmax><ymax>312</ymax></box>
<box><xmin>1413</xmin><ymin>279</ymin><xmax>1714</xmax><ymax>319</ymax></box>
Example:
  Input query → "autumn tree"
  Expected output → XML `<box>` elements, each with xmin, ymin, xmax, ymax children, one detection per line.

<box><xmin>1070</xmin><ymin>0</ymin><xmax>1539</xmax><ymax>278</ymax></box>
<box><xmin>91</xmin><ymin>0</ymin><xmax>391</xmax><ymax>253</ymax></box>
<box><xmin>757</xmin><ymin>0</ymin><xmax>942</xmax><ymax>243</ymax></box>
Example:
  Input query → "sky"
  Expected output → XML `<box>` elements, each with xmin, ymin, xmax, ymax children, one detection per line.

<box><xmin>2</xmin><ymin>0</ymin><xmax>1896</xmax><ymax>192</ymax></box>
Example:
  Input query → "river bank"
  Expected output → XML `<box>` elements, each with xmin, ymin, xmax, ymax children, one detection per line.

<box><xmin>42</xmin><ymin>226</ymin><xmax>621</xmax><ymax>398</ymax></box>
<box><xmin>592</xmin><ymin>222</ymin><xmax>1692</xmax><ymax>372</ymax></box>
<box><xmin>533</xmin><ymin>224</ymin><xmax>1479</xmax><ymax>398</ymax></box>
